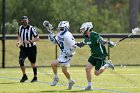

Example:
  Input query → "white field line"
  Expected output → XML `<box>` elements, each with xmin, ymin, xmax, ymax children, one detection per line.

<box><xmin>0</xmin><ymin>76</ymin><xmax>131</xmax><ymax>93</ymax></box>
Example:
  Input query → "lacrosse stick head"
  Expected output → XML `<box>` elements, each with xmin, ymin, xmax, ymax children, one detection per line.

<box><xmin>43</xmin><ymin>20</ymin><xmax>53</xmax><ymax>31</ymax></box>
<box><xmin>132</xmin><ymin>27</ymin><xmax>140</xmax><ymax>35</ymax></box>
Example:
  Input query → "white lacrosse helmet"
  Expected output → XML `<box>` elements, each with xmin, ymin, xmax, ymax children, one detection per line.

<box><xmin>80</xmin><ymin>22</ymin><xmax>93</xmax><ymax>34</ymax></box>
<box><xmin>58</xmin><ymin>21</ymin><xmax>69</xmax><ymax>31</ymax></box>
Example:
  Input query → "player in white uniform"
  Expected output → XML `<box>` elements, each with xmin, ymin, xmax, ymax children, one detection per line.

<box><xmin>48</xmin><ymin>21</ymin><xmax>76</xmax><ymax>90</ymax></box>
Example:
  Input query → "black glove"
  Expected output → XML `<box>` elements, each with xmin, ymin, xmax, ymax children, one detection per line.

<box><xmin>76</xmin><ymin>42</ymin><xmax>85</xmax><ymax>48</ymax></box>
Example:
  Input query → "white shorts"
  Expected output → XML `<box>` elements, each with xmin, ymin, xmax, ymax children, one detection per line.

<box><xmin>57</xmin><ymin>52</ymin><xmax>72</xmax><ymax>67</ymax></box>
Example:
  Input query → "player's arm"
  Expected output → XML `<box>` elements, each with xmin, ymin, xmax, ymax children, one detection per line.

<box><xmin>16</xmin><ymin>34</ymin><xmax>21</xmax><ymax>47</ymax></box>
<box><xmin>29</xmin><ymin>27</ymin><xmax>40</xmax><ymax>43</ymax></box>
<box><xmin>48</xmin><ymin>32</ymin><xmax>57</xmax><ymax>44</ymax></box>
<box><xmin>97</xmin><ymin>37</ymin><xmax>116</xmax><ymax>47</ymax></box>
<box><xmin>29</xmin><ymin>35</ymin><xmax>40</xmax><ymax>43</ymax></box>
<box><xmin>75</xmin><ymin>41</ymin><xmax>86</xmax><ymax>48</ymax></box>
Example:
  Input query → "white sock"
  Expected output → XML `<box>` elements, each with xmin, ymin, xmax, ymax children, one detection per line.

<box><xmin>88</xmin><ymin>82</ymin><xmax>92</xmax><ymax>87</ymax></box>
<box><xmin>54</xmin><ymin>74</ymin><xmax>58</xmax><ymax>79</ymax></box>
<box><xmin>103</xmin><ymin>63</ymin><xmax>109</xmax><ymax>69</ymax></box>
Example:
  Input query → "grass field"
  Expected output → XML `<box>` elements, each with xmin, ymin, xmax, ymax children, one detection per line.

<box><xmin>0</xmin><ymin>38</ymin><xmax>140</xmax><ymax>67</ymax></box>
<box><xmin>0</xmin><ymin>66</ymin><xmax>140</xmax><ymax>93</ymax></box>
<box><xmin>0</xmin><ymin>37</ymin><xmax>140</xmax><ymax>93</ymax></box>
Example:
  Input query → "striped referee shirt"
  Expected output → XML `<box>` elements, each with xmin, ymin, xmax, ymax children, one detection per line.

<box><xmin>18</xmin><ymin>25</ymin><xmax>38</xmax><ymax>47</ymax></box>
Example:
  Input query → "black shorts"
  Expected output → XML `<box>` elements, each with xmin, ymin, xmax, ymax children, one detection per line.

<box><xmin>88</xmin><ymin>56</ymin><xmax>106</xmax><ymax>70</ymax></box>
<box><xmin>19</xmin><ymin>46</ymin><xmax>37</xmax><ymax>64</ymax></box>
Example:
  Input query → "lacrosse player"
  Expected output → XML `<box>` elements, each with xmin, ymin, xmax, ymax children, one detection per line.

<box><xmin>44</xmin><ymin>21</ymin><xmax>76</xmax><ymax>90</ymax></box>
<box><xmin>76</xmin><ymin>22</ymin><xmax>116</xmax><ymax>90</ymax></box>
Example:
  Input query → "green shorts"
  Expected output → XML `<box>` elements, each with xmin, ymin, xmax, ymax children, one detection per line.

<box><xmin>88</xmin><ymin>56</ymin><xmax>106</xmax><ymax>70</ymax></box>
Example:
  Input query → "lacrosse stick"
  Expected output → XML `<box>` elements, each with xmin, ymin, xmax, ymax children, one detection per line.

<box><xmin>115</xmin><ymin>27</ymin><xmax>140</xmax><ymax>44</ymax></box>
<box><xmin>43</xmin><ymin>20</ymin><xmax>54</xmax><ymax>33</ymax></box>
<box><xmin>43</xmin><ymin>20</ymin><xmax>63</xmax><ymax>51</ymax></box>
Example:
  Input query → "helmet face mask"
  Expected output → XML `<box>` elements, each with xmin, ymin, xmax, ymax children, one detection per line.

<box><xmin>58</xmin><ymin>21</ymin><xmax>69</xmax><ymax>31</ymax></box>
<box><xmin>80</xmin><ymin>28</ymin><xmax>87</xmax><ymax>35</ymax></box>
<box><xmin>57</xmin><ymin>27</ymin><xmax>64</xmax><ymax>31</ymax></box>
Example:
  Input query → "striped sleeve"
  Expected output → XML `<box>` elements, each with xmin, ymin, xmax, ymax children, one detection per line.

<box><xmin>18</xmin><ymin>26</ymin><xmax>22</xmax><ymax>35</ymax></box>
<box><xmin>31</xmin><ymin>27</ymin><xmax>38</xmax><ymax>37</ymax></box>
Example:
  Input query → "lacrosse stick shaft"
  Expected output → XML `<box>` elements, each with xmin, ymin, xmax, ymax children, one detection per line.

<box><xmin>45</xmin><ymin>26</ymin><xmax>63</xmax><ymax>51</ymax></box>
<box><xmin>116</xmin><ymin>34</ymin><xmax>132</xmax><ymax>44</ymax></box>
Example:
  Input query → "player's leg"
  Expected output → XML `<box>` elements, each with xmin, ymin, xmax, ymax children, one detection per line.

<box><xmin>85</xmin><ymin>62</ymin><xmax>93</xmax><ymax>90</ymax></box>
<box><xmin>19</xmin><ymin>46</ymin><xmax>28</xmax><ymax>82</ymax></box>
<box><xmin>28</xmin><ymin>46</ymin><xmax>38</xmax><ymax>82</ymax></box>
<box><xmin>84</xmin><ymin>56</ymin><xmax>95</xmax><ymax>90</ymax></box>
<box><xmin>30</xmin><ymin>63</ymin><xmax>37</xmax><ymax>82</ymax></box>
<box><xmin>94</xmin><ymin>59</ymin><xmax>114</xmax><ymax>76</ymax></box>
<box><xmin>61</xmin><ymin>65</ymin><xmax>75</xmax><ymax>90</ymax></box>
<box><xmin>103</xmin><ymin>60</ymin><xmax>114</xmax><ymax>70</ymax></box>
<box><xmin>51</xmin><ymin>60</ymin><xmax>59</xmax><ymax>86</ymax></box>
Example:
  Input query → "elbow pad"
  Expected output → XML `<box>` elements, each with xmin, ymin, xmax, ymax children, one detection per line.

<box><xmin>97</xmin><ymin>37</ymin><xmax>108</xmax><ymax>46</ymax></box>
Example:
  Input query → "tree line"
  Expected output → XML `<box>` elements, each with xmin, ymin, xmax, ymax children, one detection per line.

<box><xmin>0</xmin><ymin>0</ymin><xmax>139</xmax><ymax>34</ymax></box>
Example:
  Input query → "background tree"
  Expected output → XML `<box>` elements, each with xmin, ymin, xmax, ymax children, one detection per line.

<box><xmin>129</xmin><ymin>0</ymin><xmax>139</xmax><ymax>32</ymax></box>
<box><xmin>0</xmin><ymin>0</ymin><xmax>139</xmax><ymax>34</ymax></box>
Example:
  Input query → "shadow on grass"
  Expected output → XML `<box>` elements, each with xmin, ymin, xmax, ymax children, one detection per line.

<box><xmin>41</xmin><ymin>90</ymin><xmax>85</xmax><ymax>92</ymax></box>
<box><xmin>0</xmin><ymin>82</ymin><xmax>19</xmax><ymax>84</ymax></box>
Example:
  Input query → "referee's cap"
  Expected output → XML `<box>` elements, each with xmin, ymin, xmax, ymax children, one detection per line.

<box><xmin>22</xmin><ymin>16</ymin><xmax>28</xmax><ymax>20</ymax></box>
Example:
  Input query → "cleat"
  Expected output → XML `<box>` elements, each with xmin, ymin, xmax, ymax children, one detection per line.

<box><xmin>68</xmin><ymin>80</ymin><xmax>75</xmax><ymax>90</ymax></box>
<box><xmin>51</xmin><ymin>77</ymin><xmax>59</xmax><ymax>86</ymax></box>
<box><xmin>31</xmin><ymin>77</ymin><xmax>38</xmax><ymax>82</ymax></box>
<box><xmin>84</xmin><ymin>86</ymin><xmax>93</xmax><ymax>90</ymax></box>
<box><xmin>107</xmin><ymin>60</ymin><xmax>114</xmax><ymax>70</ymax></box>
<box><xmin>20</xmin><ymin>75</ymin><xmax>28</xmax><ymax>82</ymax></box>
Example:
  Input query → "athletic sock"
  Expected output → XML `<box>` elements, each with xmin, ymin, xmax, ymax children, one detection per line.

<box><xmin>103</xmin><ymin>63</ymin><xmax>109</xmax><ymax>69</ymax></box>
<box><xmin>88</xmin><ymin>82</ymin><xmax>92</xmax><ymax>87</ymax></box>
<box><xmin>33</xmin><ymin>67</ymin><xmax>37</xmax><ymax>76</ymax></box>
<box><xmin>68</xmin><ymin>77</ymin><xmax>72</xmax><ymax>82</ymax></box>
<box><xmin>23</xmin><ymin>74</ymin><xmax>27</xmax><ymax>76</ymax></box>
<box><xmin>54</xmin><ymin>74</ymin><xmax>58</xmax><ymax>79</ymax></box>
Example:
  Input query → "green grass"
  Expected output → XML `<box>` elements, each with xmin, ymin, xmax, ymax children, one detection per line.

<box><xmin>0</xmin><ymin>38</ymin><xmax>140</xmax><ymax>67</ymax></box>
<box><xmin>0</xmin><ymin>66</ymin><xmax>140</xmax><ymax>93</ymax></box>
<box><xmin>0</xmin><ymin>38</ymin><xmax>140</xmax><ymax>92</ymax></box>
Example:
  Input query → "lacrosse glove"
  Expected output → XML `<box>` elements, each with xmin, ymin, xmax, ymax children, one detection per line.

<box><xmin>76</xmin><ymin>42</ymin><xmax>86</xmax><ymax>48</ymax></box>
<box><xmin>48</xmin><ymin>32</ymin><xmax>56</xmax><ymax>43</ymax></box>
<box><xmin>62</xmin><ymin>50</ymin><xmax>74</xmax><ymax>58</ymax></box>
<box><xmin>108</xmin><ymin>41</ymin><xmax>116</xmax><ymax>48</ymax></box>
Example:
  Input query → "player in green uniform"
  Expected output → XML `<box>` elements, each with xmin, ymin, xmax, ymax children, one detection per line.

<box><xmin>76</xmin><ymin>22</ymin><xmax>116</xmax><ymax>90</ymax></box>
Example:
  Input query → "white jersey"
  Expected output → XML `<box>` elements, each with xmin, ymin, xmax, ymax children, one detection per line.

<box><xmin>55</xmin><ymin>30</ymin><xmax>76</xmax><ymax>66</ymax></box>
<box><xmin>55</xmin><ymin>31</ymin><xmax>75</xmax><ymax>53</ymax></box>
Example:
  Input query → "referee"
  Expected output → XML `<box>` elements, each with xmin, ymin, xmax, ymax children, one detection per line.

<box><xmin>16</xmin><ymin>16</ymin><xmax>39</xmax><ymax>82</ymax></box>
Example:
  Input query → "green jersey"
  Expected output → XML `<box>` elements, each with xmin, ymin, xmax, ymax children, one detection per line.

<box><xmin>84</xmin><ymin>31</ymin><xmax>108</xmax><ymax>58</ymax></box>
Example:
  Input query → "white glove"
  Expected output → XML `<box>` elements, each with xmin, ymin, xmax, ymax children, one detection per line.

<box><xmin>132</xmin><ymin>27</ymin><xmax>140</xmax><ymax>35</ymax></box>
<box><xmin>48</xmin><ymin>32</ymin><xmax>56</xmax><ymax>43</ymax></box>
<box><xmin>62</xmin><ymin>48</ymin><xmax>75</xmax><ymax>58</ymax></box>
<box><xmin>108</xmin><ymin>41</ymin><xmax>116</xmax><ymax>48</ymax></box>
